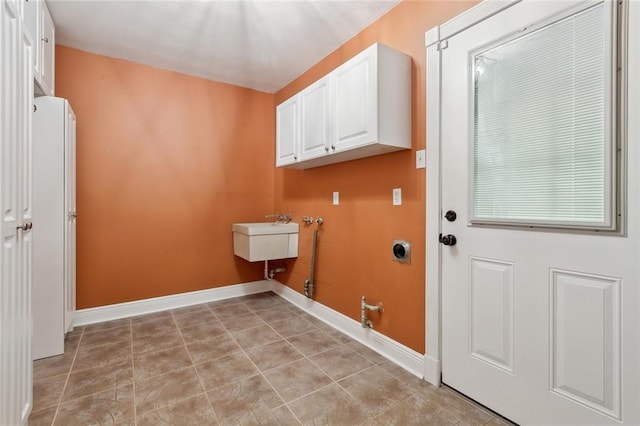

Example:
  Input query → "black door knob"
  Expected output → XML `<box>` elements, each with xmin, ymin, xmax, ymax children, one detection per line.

<box><xmin>440</xmin><ymin>234</ymin><xmax>457</xmax><ymax>246</ymax></box>
<box><xmin>444</xmin><ymin>210</ymin><xmax>457</xmax><ymax>222</ymax></box>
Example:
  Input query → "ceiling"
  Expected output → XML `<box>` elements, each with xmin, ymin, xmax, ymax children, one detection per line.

<box><xmin>48</xmin><ymin>0</ymin><xmax>400</xmax><ymax>93</ymax></box>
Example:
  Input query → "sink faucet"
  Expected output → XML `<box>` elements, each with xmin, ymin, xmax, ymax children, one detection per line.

<box><xmin>265</xmin><ymin>213</ymin><xmax>292</xmax><ymax>223</ymax></box>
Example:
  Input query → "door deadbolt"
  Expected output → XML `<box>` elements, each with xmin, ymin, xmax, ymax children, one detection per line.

<box><xmin>444</xmin><ymin>210</ymin><xmax>457</xmax><ymax>222</ymax></box>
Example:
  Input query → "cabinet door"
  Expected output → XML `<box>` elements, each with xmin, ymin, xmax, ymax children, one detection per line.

<box><xmin>332</xmin><ymin>46</ymin><xmax>377</xmax><ymax>152</ymax></box>
<box><xmin>299</xmin><ymin>76</ymin><xmax>331</xmax><ymax>161</ymax></box>
<box><xmin>23</xmin><ymin>0</ymin><xmax>40</xmax><ymax>81</ymax></box>
<box><xmin>276</xmin><ymin>96</ymin><xmax>299</xmax><ymax>167</ymax></box>
<box><xmin>39</xmin><ymin>1</ymin><xmax>53</xmax><ymax>95</ymax></box>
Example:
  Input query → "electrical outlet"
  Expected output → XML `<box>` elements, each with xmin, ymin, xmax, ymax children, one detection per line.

<box><xmin>393</xmin><ymin>188</ymin><xmax>402</xmax><ymax>206</ymax></box>
<box><xmin>416</xmin><ymin>149</ymin><xmax>426</xmax><ymax>169</ymax></box>
<box><xmin>333</xmin><ymin>191</ymin><xmax>339</xmax><ymax>205</ymax></box>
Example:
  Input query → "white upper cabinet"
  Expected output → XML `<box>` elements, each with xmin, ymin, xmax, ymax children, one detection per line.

<box><xmin>276</xmin><ymin>95</ymin><xmax>299</xmax><ymax>167</ymax></box>
<box><xmin>276</xmin><ymin>43</ymin><xmax>411</xmax><ymax>169</ymax></box>
<box><xmin>300</xmin><ymin>75</ymin><xmax>331</xmax><ymax>161</ymax></box>
<box><xmin>23</xmin><ymin>0</ymin><xmax>54</xmax><ymax>95</ymax></box>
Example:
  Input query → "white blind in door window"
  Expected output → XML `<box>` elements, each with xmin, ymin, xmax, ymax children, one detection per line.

<box><xmin>472</xmin><ymin>3</ymin><xmax>612</xmax><ymax>227</ymax></box>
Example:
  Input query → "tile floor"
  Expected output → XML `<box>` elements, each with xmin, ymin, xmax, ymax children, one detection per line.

<box><xmin>29</xmin><ymin>292</ymin><xmax>511</xmax><ymax>425</ymax></box>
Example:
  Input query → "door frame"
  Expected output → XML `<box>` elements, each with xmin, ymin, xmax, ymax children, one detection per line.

<box><xmin>423</xmin><ymin>0</ymin><xmax>523</xmax><ymax>387</ymax></box>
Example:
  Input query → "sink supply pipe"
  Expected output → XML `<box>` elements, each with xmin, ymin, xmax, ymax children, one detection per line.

<box><xmin>303</xmin><ymin>216</ymin><xmax>324</xmax><ymax>225</ymax></box>
<box><xmin>361</xmin><ymin>296</ymin><xmax>384</xmax><ymax>328</ymax></box>
<box><xmin>265</xmin><ymin>213</ymin><xmax>293</xmax><ymax>223</ymax></box>
<box><xmin>264</xmin><ymin>260</ymin><xmax>286</xmax><ymax>281</ymax></box>
<box><xmin>303</xmin><ymin>228</ymin><xmax>319</xmax><ymax>298</ymax></box>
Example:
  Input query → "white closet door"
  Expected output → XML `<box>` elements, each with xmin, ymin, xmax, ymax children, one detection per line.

<box><xmin>1</xmin><ymin>1</ymin><xmax>34</xmax><ymax>423</ymax></box>
<box><xmin>65</xmin><ymin>104</ymin><xmax>76</xmax><ymax>332</ymax></box>
<box><xmin>32</xmin><ymin>96</ymin><xmax>65</xmax><ymax>360</ymax></box>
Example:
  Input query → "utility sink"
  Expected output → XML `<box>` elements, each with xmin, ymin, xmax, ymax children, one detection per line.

<box><xmin>232</xmin><ymin>222</ymin><xmax>299</xmax><ymax>262</ymax></box>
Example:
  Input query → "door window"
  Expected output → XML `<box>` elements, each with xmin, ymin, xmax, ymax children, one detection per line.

<box><xmin>471</xmin><ymin>3</ymin><xmax>617</xmax><ymax>230</ymax></box>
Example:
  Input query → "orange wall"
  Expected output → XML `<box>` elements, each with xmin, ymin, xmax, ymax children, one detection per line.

<box><xmin>56</xmin><ymin>46</ymin><xmax>276</xmax><ymax>309</ymax></box>
<box><xmin>55</xmin><ymin>0</ymin><xmax>477</xmax><ymax>352</ymax></box>
<box><xmin>274</xmin><ymin>0</ymin><xmax>476</xmax><ymax>353</ymax></box>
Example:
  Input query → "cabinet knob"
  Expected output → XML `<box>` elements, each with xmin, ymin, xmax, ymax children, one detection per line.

<box><xmin>42</xmin><ymin>37</ymin><xmax>49</xmax><ymax>43</ymax></box>
<box><xmin>33</xmin><ymin>104</ymin><xmax>37</xmax><ymax>113</ymax></box>
<box><xmin>331</xmin><ymin>145</ymin><xmax>336</xmax><ymax>150</ymax></box>
<box><xmin>294</xmin><ymin>156</ymin><xmax>298</xmax><ymax>160</ymax></box>
<box><xmin>324</xmin><ymin>147</ymin><xmax>329</xmax><ymax>152</ymax></box>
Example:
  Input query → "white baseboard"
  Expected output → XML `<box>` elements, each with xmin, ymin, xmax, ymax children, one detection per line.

<box><xmin>73</xmin><ymin>280</ymin><xmax>272</xmax><ymax>327</ymax></box>
<box><xmin>73</xmin><ymin>279</ymin><xmax>427</xmax><ymax>382</ymax></box>
<box><xmin>271</xmin><ymin>282</ymin><xmax>425</xmax><ymax>379</ymax></box>
<box><xmin>423</xmin><ymin>355</ymin><xmax>442</xmax><ymax>387</ymax></box>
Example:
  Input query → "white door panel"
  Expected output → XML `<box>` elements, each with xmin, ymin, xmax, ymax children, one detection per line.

<box><xmin>439</xmin><ymin>0</ymin><xmax>638</xmax><ymax>424</ymax></box>
<box><xmin>468</xmin><ymin>257</ymin><xmax>514</xmax><ymax>373</ymax></box>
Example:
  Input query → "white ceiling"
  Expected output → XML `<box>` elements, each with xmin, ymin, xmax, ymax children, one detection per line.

<box><xmin>48</xmin><ymin>0</ymin><xmax>400</xmax><ymax>93</ymax></box>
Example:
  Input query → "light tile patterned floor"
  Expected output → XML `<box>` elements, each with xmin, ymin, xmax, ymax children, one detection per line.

<box><xmin>29</xmin><ymin>292</ymin><xmax>512</xmax><ymax>425</ymax></box>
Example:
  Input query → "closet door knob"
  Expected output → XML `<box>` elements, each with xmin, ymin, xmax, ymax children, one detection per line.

<box><xmin>17</xmin><ymin>222</ymin><xmax>33</xmax><ymax>231</ymax></box>
<box><xmin>42</xmin><ymin>37</ymin><xmax>49</xmax><ymax>43</ymax></box>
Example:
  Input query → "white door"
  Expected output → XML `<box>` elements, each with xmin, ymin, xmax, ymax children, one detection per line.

<box><xmin>65</xmin><ymin>104</ymin><xmax>76</xmax><ymax>332</ymax></box>
<box><xmin>32</xmin><ymin>96</ymin><xmax>65</xmax><ymax>359</ymax></box>
<box><xmin>440</xmin><ymin>1</ymin><xmax>639</xmax><ymax>424</ymax></box>
<box><xmin>332</xmin><ymin>46</ymin><xmax>377</xmax><ymax>152</ymax></box>
<box><xmin>1</xmin><ymin>0</ymin><xmax>34</xmax><ymax>423</ymax></box>
<box><xmin>18</xmin><ymin>20</ymin><xmax>34</xmax><ymax>421</ymax></box>
<box><xmin>276</xmin><ymin>95</ymin><xmax>299</xmax><ymax>167</ymax></box>
<box><xmin>299</xmin><ymin>76</ymin><xmax>331</xmax><ymax>161</ymax></box>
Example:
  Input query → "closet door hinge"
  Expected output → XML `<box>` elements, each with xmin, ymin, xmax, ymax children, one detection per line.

<box><xmin>437</xmin><ymin>40</ymin><xmax>449</xmax><ymax>51</ymax></box>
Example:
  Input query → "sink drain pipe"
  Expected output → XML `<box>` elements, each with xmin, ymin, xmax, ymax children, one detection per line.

<box><xmin>264</xmin><ymin>260</ymin><xmax>286</xmax><ymax>281</ymax></box>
